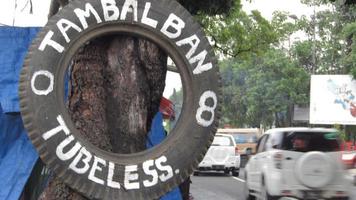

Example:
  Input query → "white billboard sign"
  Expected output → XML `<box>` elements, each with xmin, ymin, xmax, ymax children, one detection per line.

<box><xmin>310</xmin><ymin>75</ymin><xmax>356</xmax><ymax>125</ymax></box>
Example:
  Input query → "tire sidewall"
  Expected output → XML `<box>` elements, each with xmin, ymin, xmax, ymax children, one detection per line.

<box><xmin>20</xmin><ymin>0</ymin><xmax>221</xmax><ymax>199</ymax></box>
<box><xmin>295</xmin><ymin>152</ymin><xmax>334</xmax><ymax>189</ymax></box>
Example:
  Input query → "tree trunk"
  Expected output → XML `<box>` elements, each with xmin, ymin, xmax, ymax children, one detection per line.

<box><xmin>39</xmin><ymin>35</ymin><xmax>167</xmax><ymax>199</ymax></box>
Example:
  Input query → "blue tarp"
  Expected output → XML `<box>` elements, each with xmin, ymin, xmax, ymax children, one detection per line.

<box><xmin>147</xmin><ymin>112</ymin><xmax>182</xmax><ymax>200</ymax></box>
<box><xmin>0</xmin><ymin>27</ymin><xmax>40</xmax><ymax>200</ymax></box>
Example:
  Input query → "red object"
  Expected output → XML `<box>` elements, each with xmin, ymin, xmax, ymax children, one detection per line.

<box><xmin>350</xmin><ymin>103</ymin><xmax>356</xmax><ymax>117</ymax></box>
<box><xmin>235</xmin><ymin>146</ymin><xmax>239</xmax><ymax>155</ymax></box>
<box><xmin>341</xmin><ymin>142</ymin><xmax>355</xmax><ymax>151</ymax></box>
<box><xmin>342</xmin><ymin>152</ymin><xmax>356</xmax><ymax>169</ymax></box>
<box><xmin>159</xmin><ymin>97</ymin><xmax>175</xmax><ymax>120</ymax></box>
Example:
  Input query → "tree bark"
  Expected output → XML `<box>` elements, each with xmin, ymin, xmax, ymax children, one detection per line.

<box><xmin>39</xmin><ymin>36</ymin><xmax>167</xmax><ymax>199</ymax></box>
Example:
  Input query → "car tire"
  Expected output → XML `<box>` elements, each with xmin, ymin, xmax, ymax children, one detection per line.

<box><xmin>232</xmin><ymin>169</ymin><xmax>239</xmax><ymax>177</ymax></box>
<box><xmin>19</xmin><ymin>0</ymin><xmax>221</xmax><ymax>199</ymax></box>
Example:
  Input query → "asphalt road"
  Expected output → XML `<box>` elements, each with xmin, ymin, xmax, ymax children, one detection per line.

<box><xmin>190</xmin><ymin>171</ymin><xmax>246</xmax><ymax>200</ymax></box>
<box><xmin>190</xmin><ymin>169</ymin><xmax>356</xmax><ymax>200</ymax></box>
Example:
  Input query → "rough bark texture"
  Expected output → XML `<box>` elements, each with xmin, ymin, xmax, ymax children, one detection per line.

<box><xmin>39</xmin><ymin>36</ymin><xmax>167</xmax><ymax>200</ymax></box>
<box><xmin>68</xmin><ymin>39</ymin><xmax>112</xmax><ymax>152</ymax></box>
<box><xmin>105</xmin><ymin>37</ymin><xmax>167</xmax><ymax>153</ymax></box>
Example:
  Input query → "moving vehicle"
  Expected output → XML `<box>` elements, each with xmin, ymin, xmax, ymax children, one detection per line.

<box><xmin>244</xmin><ymin>127</ymin><xmax>350</xmax><ymax>200</ymax></box>
<box><xmin>342</xmin><ymin>151</ymin><xmax>356</xmax><ymax>186</ymax></box>
<box><xmin>217</xmin><ymin>128</ymin><xmax>261</xmax><ymax>154</ymax></box>
<box><xmin>195</xmin><ymin>133</ymin><xmax>240</xmax><ymax>176</ymax></box>
<box><xmin>217</xmin><ymin>128</ymin><xmax>261</xmax><ymax>168</ymax></box>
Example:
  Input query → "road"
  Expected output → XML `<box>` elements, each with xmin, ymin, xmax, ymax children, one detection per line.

<box><xmin>190</xmin><ymin>171</ymin><xmax>246</xmax><ymax>200</ymax></box>
<box><xmin>190</xmin><ymin>170</ymin><xmax>356</xmax><ymax>200</ymax></box>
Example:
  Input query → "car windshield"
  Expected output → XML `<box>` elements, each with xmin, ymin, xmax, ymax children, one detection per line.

<box><xmin>281</xmin><ymin>131</ymin><xmax>340</xmax><ymax>152</ymax></box>
<box><xmin>211</xmin><ymin>136</ymin><xmax>234</xmax><ymax>146</ymax></box>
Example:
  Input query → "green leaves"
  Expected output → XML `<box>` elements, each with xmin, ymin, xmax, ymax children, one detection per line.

<box><xmin>293</xmin><ymin>0</ymin><xmax>356</xmax><ymax>75</ymax></box>
<box><xmin>342</xmin><ymin>22</ymin><xmax>356</xmax><ymax>78</ymax></box>
<box><xmin>196</xmin><ymin>0</ymin><xmax>356</xmax><ymax>128</ymax></box>
<box><xmin>178</xmin><ymin>0</ymin><xmax>236</xmax><ymax>15</ymax></box>
<box><xmin>220</xmin><ymin>49</ymin><xmax>309</xmax><ymax>128</ymax></box>
<box><xmin>197</xmin><ymin>1</ymin><xmax>278</xmax><ymax>59</ymax></box>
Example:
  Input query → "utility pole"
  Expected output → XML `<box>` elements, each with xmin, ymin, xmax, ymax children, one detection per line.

<box><xmin>312</xmin><ymin>5</ymin><xmax>317</xmax><ymax>74</ymax></box>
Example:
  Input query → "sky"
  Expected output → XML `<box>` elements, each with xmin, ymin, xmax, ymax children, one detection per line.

<box><xmin>0</xmin><ymin>0</ymin><xmax>50</xmax><ymax>26</ymax></box>
<box><xmin>0</xmin><ymin>0</ymin><xmax>324</xmax><ymax>98</ymax></box>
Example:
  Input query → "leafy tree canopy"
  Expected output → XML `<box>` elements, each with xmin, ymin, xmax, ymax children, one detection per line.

<box><xmin>197</xmin><ymin>1</ymin><xmax>279</xmax><ymax>59</ymax></box>
<box><xmin>291</xmin><ymin>0</ymin><xmax>356</xmax><ymax>77</ymax></box>
<box><xmin>220</xmin><ymin>49</ymin><xmax>309</xmax><ymax>128</ymax></box>
<box><xmin>342</xmin><ymin>22</ymin><xmax>356</xmax><ymax>78</ymax></box>
<box><xmin>179</xmin><ymin>0</ymin><xmax>235</xmax><ymax>15</ymax></box>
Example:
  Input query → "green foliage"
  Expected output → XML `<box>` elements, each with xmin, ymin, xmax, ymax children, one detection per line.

<box><xmin>342</xmin><ymin>22</ymin><xmax>356</xmax><ymax>78</ymax></box>
<box><xmin>178</xmin><ymin>0</ymin><xmax>235</xmax><ymax>15</ymax></box>
<box><xmin>292</xmin><ymin>41</ymin><xmax>314</xmax><ymax>72</ymax></box>
<box><xmin>329</xmin><ymin>0</ymin><xmax>356</xmax><ymax>5</ymax></box>
<box><xmin>198</xmin><ymin>0</ymin><xmax>356</xmax><ymax>128</ymax></box>
<box><xmin>197</xmin><ymin>1</ymin><xmax>279</xmax><ymax>59</ymax></box>
<box><xmin>294</xmin><ymin>0</ymin><xmax>356</xmax><ymax>75</ymax></box>
<box><xmin>333</xmin><ymin>124</ymin><xmax>347</xmax><ymax>141</ymax></box>
<box><xmin>270</xmin><ymin>11</ymin><xmax>299</xmax><ymax>43</ymax></box>
<box><xmin>197</xmin><ymin>0</ymin><xmax>356</xmax><ymax>128</ymax></box>
<box><xmin>220</xmin><ymin>60</ymin><xmax>248</xmax><ymax>126</ymax></box>
<box><xmin>220</xmin><ymin>49</ymin><xmax>310</xmax><ymax>128</ymax></box>
<box><xmin>301</xmin><ymin>0</ymin><xmax>331</xmax><ymax>6</ymax></box>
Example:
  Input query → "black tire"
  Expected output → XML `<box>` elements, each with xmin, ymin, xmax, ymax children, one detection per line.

<box><xmin>232</xmin><ymin>169</ymin><xmax>239</xmax><ymax>177</ymax></box>
<box><xmin>19</xmin><ymin>0</ymin><xmax>221</xmax><ymax>199</ymax></box>
<box><xmin>193</xmin><ymin>171</ymin><xmax>200</xmax><ymax>176</ymax></box>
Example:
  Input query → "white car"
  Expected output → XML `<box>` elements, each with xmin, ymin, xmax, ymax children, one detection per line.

<box><xmin>244</xmin><ymin>128</ymin><xmax>350</xmax><ymax>200</ymax></box>
<box><xmin>195</xmin><ymin>133</ymin><xmax>240</xmax><ymax>176</ymax></box>
<box><xmin>342</xmin><ymin>151</ymin><xmax>356</xmax><ymax>186</ymax></box>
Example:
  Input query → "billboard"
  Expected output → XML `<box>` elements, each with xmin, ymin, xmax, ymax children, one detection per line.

<box><xmin>310</xmin><ymin>75</ymin><xmax>356</xmax><ymax>125</ymax></box>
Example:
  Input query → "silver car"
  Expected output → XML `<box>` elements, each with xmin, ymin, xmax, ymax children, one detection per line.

<box><xmin>195</xmin><ymin>133</ymin><xmax>240</xmax><ymax>176</ymax></box>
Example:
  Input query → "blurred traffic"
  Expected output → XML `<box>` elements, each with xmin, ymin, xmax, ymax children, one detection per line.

<box><xmin>193</xmin><ymin>127</ymin><xmax>356</xmax><ymax>200</ymax></box>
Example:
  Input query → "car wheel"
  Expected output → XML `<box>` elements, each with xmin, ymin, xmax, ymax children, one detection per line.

<box><xmin>232</xmin><ymin>169</ymin><xmax>239</xmax><ymax>177</ymax></box>
<box><xmin>244</xmin><ymin>174</ymin><xmax>255</xmax><ymax>200</ymax></box>
<box><xmin>193</xmin><ymin>171</ymin><xmax>200</xmax><ymax>176</ymax></box>
<box><xmin>224</xmin><ymin>169</ymin><xmax>230</xmax><ymax>175</ymax></box>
